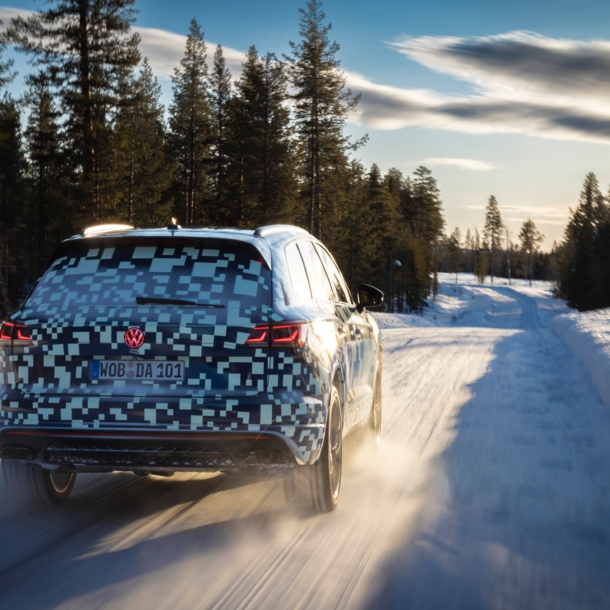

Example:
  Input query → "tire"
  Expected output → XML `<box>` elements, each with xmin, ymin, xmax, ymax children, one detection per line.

<box><xmin>283</xmin><ymin>384</ymin><xmax>343</xmax><ymax>513</ymax></box>
<box><xmin>2</xmin><ymin>460</ymin><xmax>76</xmax><ymax>505</ymax></box>
<box><xmin>368</xmin><ymin>355</ymin><xmax>382</xmax><ymax>447</ymax></box>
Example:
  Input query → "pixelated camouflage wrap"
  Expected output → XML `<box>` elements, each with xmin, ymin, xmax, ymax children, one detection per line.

<box><xmin>0</xmin><ymin>235</ymin><xmax>329</xmax><ymax>465</ymax></box>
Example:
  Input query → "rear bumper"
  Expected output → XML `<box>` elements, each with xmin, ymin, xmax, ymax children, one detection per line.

<box><xmin>0</xmin><ymin>390</ymin><xmax>327</xmax><ymax>467</ymax></box>
<box><xmin>0</xmin><ymin>428</ymin><xmax>307</xmax><ymax>474</ymax></box>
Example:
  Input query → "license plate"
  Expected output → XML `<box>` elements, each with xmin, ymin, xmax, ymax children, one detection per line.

<box><xmin>90</xmin><ymin>360</ymin><xmax>185</xmax><ymax>381</ymax></box>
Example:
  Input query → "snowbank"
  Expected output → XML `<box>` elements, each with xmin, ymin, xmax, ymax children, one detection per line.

<box><xmin>551</xmin><ymin>309</ymin><xmax>610</xmax><ymax>406</ymax></box>
<box><xmin>371</xmin><ymin>312</ymin><xmax>436</xmax><ymax>329</ymax></box>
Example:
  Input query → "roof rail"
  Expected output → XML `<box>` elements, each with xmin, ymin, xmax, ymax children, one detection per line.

<box><xmin>82</xmin><ymin>224</ymin><xmax>134</xmax><ymax>237</ymax></box>
<box><xmin>253</xmin><ymin>224</ymin><xmax>309</xmax><ymax>238</ymax></box>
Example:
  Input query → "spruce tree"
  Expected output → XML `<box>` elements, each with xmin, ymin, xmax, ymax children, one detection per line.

<box><xmin>483</xmin><ymin>195</ymin><xmax>503</xmax><ymax>283</ymax></box>
<box><xmin>229</xmin><ymin>47</ymin><xmax>296</xmax><ymax>226</ymax></box>
<box><xmin>0</xmin><ymin>20</ymin><xmax>14</xmax><ymax>89</ymax></box>
<box><xmin>24</xmin><ymin>74</ymin><xmax>64</xmax><ymax>281</ymax></box>
<box><xmin>519</xmin><ymin>219</ymin><xmax>544</xmax><ymax>287</ymax></box>
<box><xmin>167</xmin><ymin>19</ymin><xmax>211</xmax><ymax>226</ymax></box>
<box><xmin>113</xmin><ymin>59</ymin><xmax>173</xmax><ymax>226</ymax></box>
<box><xmin>557</xmin><ymin>172</ymin><xmax>608</xmax><ymax>309</ymax></box>
<box><xmin>286</xmin><ymin>0</ymin><xmax>360</xmax><ymax>238</ymax></box>
<box><xmin>0</xmin><ymin>96</ymin><xmax>24</xmax><ymax>314</ymax></box>
<box><xmin>208</xmin><ymin>45</ymin><xmax>233</xmax><ymax>219</ymax></box>
<box><xmin>407</xmin><ymin>166</ymin><xmax>445</xmax><ymax>295</ymax></box>
<box><xmin>8</xmin><ymin>0</ymin><xmax>141</xmax><ymax>221</ymax></box>
<box><xmin>448</xmin><ymin>227</ymin><xmax>462</xmax><ymax>284</ymax></box>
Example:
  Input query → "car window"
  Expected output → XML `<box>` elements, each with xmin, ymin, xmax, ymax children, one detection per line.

<box><xmin>27</xmin><ymin>238</ymin><xmax>272</xmax><ymax>311</ymax></box>
<box><xmin>314</xmin><ymin>244</ymin><xmax>352</xmax><ymax>304</ymax></box>
<box><xmin>296</xmin><ymin>241</ymin><xmax>335</xmax><ymax>302</ymax></box>
<box><xmin>285</xmin><ymin>242</ymin><xmax>312</xmax><ymax>299</ymax></box>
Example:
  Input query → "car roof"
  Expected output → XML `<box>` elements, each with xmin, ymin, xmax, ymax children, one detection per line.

<box><xmin>57</xmin><ymin>224</ymin><xmax>316</xmax><ymax>268</ymax></box>
<box><xmin>67</xmin><ymin>224</ymin><xmax>313</xmax><ymax>246</ymax></box>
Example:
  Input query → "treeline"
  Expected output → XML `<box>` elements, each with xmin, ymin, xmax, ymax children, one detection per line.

<box><xmin>555</xmin><ymin>172</ymin><xmax>610</xmax><ymax>311</ymax></box>
<box><xmin>0</xmin><ymin>0</ymin><xmax>446</xmax><ymax>317</ymax></box>
<box><xmin>438</xmin><ymin>196</ymin><xmax>555</xmax><ymax>287</ymax></box>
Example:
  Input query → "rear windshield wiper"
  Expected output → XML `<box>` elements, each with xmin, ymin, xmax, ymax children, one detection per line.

<box><xmin>136</xmin><ymin>296</ymin><xmax>225</xmax><ymax>308</ymax></box>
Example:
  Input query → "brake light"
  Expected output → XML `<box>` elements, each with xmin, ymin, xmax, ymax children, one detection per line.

<box><xmin>245</xmin><ymin>326</ymin><xmax>268</xmax><ymax>345</ymax></box>
<box><xmin>246</xmin><ymin>322</ymin><xmax>307</xmax><ymax>348</ymax></box>
<box><xmin>15</xmin><ymin>324</ymin><xmax>31</xmax><ymax>341</ymax></box>
<box><xmin>0</xmin><ymin>321</ymin><xmax>32</xmax><ymax>343</ymax></box>
<box><xmin>0</xmin><ymin>321</ymin><xmax>14</xmax><ymax>340</ymax></box>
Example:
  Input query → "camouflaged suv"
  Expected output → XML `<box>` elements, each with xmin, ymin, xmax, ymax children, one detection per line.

<box><xmin>0</xmin><ymin>224</ymin><xmax>383</xmax><ymax>512</ymax></box>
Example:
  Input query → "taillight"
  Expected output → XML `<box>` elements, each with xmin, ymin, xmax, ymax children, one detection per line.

<box><xmin>15</xmin><ymin>323</ymin><xmax>31</xmax><ymax>341</ymax></box>
<box><xmin>0</xmin><ymin>321</ymin><xmax>14</xmax><ymax>340</ymax></box>
<box><xmin>246</xmin><ymin>322</ymin><xmax>307</xmax><ymax>348</ymax></box>
<box><xmin>0</xmin><ymin>321</ymin><xmax>32</xmax><ymax>343</ymax></box>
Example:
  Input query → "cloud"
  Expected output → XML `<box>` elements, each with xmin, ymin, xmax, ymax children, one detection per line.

<box><xmin>135</xmin><ymin>27</ymin><xmax>245</xmax><ymax>80</ymax></box>
<box><xmin>390</xmin><ymin>32</ymin><xmax>610</xmax><ymax>109</ymax></box>
<box><xmin>457</xmin><ymin>204</ymin><xmax>570</xmax><ymax>226</ymax></box>
<box><xmin>346</xmin><ymin>31</ymin><xmax>610</xmax><ymax>144</ymax></box>
<box><xmin>0</xmin><ymin>6</ymin><xmax>32</xmax><ymax>23</ymax></box>
<box><xmin>0</xmin><ymin>6</ymin><xmax>246</xmax><ymax>81</ymax></box>
<box><xmin>422</xmin><ymin>158</ymin><xmax>497</xmax><ymax>171</ymax></box>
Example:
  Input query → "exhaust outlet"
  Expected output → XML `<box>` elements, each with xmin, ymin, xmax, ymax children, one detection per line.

<box><xmin>1</xmin><ymin>445</ymin><xmax>37</xmax><ymax>461</ymax></box>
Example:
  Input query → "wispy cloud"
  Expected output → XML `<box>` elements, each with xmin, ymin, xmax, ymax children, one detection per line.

<box><xmin>0</xmin><ymin>6</ymin><xmax>32</xmax><ymax>23</ymax></box>
<box><xmin>134</xmin><ymin>27</ymin><xmax>245</xmax><ymax>80</ymax></box>
<box><xmin>457</xmin><ymin>203</ymin><xmax>570</xmax><ymax>226</ymax></box>
<box><xmin>0</xmin><ymin>6</ymin><xmax>246</xmax><ymax>80</ymax></box>
<box><xmin>346</xmin><ymin>31</ymin><xmax>610</xmax><ymax>144</ymax></box>
<box><xmin>422</xmin><ymin>157</ymin><xmax>497</xmax><ymax>171</ymax></box>
<box><xmin>390</xmin><ymin>32</ymin><xmax>610</xmax><ymax>109</ymax></box>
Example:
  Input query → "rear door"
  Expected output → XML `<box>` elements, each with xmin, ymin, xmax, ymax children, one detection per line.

<box><xmin>313</xmin><ymin>244</ymin><xmax>374</xmax><ymax>420</ymax></box>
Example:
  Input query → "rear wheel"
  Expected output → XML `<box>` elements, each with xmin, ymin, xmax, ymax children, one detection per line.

<box><xmin>283</xmin><ymin>384</ymin><xmax>343</xmax><ymax>513</ymax></box>
<box><xmin>2</xmin><ymin>460</ymin><xmax>76</xmax><ymax>505</ymax></box>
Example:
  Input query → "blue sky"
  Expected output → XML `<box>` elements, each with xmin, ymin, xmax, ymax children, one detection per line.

<box><xmin>3</xmin><ymin>0</ymin><xmax>610</xmax><ymax>247</ymax></box>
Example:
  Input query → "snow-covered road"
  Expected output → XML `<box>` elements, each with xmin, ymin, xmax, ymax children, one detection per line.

<box><xmin>0</xmin><ymin>278</ymin><xmax>609</xmax><ymax>609</ymax></box>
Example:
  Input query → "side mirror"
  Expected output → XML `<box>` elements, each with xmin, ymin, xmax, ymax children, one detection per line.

<box><xmin>357</xmin><ymin>284</ymin><xmax>384</xmax><ymax>313</ymax></box>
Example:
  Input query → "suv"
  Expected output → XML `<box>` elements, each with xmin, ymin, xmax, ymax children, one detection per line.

<box><xmin>0</xmin><ymin>224</ymin><xmax>383</xmax><ymax>512</ymax></box>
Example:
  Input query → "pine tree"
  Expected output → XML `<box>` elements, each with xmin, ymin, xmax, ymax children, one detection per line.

<box><xmin>365</xmin><ymin>164</ymin><xmax>399</xmax><ymax>305</ymax></box>
<box><xmin>8</xmin><ymin>0</ymin><xmax>141</xmax><ymax>221</ymax></box>
<box><xmin>24</xmin><ymin>74</ymin><xmax>64</xmax><ymax>281</ymax></box>
<box><xmin>406</xmin><ymin>166</ymin><xmax>445</xmax><ymax>296</ymax></box>
<box><xmin>519</xmin><ymin>219</ymin><xmax>544</xmax><ymax>287</ymax></box>
<box><xmin>483</xmin><ymin>195</ymin><xmax>503</xmax><ymax>283</ymax></box>
<box><xmin>167</xmin><ymin>19</ymin><xmax>211</xmax><ymax>226</ymax></box>
<box><xmin>448</xmin><ymin>227</ymin><xmax>462</xmax><ymax>284</ymax></box>
<box><xmin>113</xmin><ymin>58</ymin><xmax>173</xmax><ymax>226</ymax></box>
<box><xmin>504</xmin><ymin>226</ymin><xmax>513</xmax><ymax>285</ymax></box>
<box><xmin>229</xmin><ymin>47</ymin><xmax>296</xmax><ymax>226</ymax></box>
<box><xmin>0</xmin><ymin>19</ymin><xmax>14</xmax><ymax>89</ymax></box>
<box><xmin>557</xmin><ymin>172</ymin><xmax>609</xmax><ymax>310</ymax></box>
<box><xmin>0</xmin><ymin>96</ymin><xmax>25</xmax><ymax>314</ymax></box>
<box><xmin>208</xmin><ymin>45</ymin><xmax>233</xmax><ymax>219</ymax></box>
<box><xmin>286</xmin><ymin>0</ymin><xmax>360</xmax><ymax>238</ymax></box>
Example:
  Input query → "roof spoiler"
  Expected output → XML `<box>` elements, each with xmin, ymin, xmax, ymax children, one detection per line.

<box><xmin>82</xmin><ymin>224</ymin><xmax>134</xmax><ymax>237</ymax></box>
<box><xmin>254</xmin><ymin>225</ymin><xmax>309</xmax><ymax>238</ymax></box>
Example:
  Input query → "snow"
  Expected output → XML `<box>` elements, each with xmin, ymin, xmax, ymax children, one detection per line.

<box><xmin>551</xmin><ymin>308</ymin><xmax>610</xmax><ymax>407</ymax></box>
<box><xmin>373</xmin><ymin>272</ymin><xmax>570</xmax><ymax>329</ymax></box>
<box><xmin>1</xmin><ymin>273</ymin><xmax>610</xmax><ymax>608</ymax></box>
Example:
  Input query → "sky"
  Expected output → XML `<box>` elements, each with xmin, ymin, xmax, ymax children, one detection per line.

<box><xmin>3</xmin><ymin>0</ymin><xmax>610</xmax><ymax>249</ymax></box>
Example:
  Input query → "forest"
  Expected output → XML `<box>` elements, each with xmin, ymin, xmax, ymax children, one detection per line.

<box><xmin>0</xmin><ymin>0</ymin><xmax>600</xmax><ymax>318</ymax></box>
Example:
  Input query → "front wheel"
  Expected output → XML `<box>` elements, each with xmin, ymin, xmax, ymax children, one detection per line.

<box><xmin>2</xmin><ymin>460</ymin><xmax>76</xmax><ymax>505</ymax></box>
<box><xmin>283</xmin><ymin>384</ymin><xmax>343</xmax><ymax>513</ymax></box>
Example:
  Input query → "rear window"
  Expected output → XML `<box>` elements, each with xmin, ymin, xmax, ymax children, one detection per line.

<box><xmin>27</xmin><ymin>238</ymin><xmax>272</xmax><ymax>310</ymax></box>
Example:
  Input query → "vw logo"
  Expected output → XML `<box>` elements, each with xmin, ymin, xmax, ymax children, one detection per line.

<box><xmin>125</xmin><ymin>328</ymin><xmax>145</xmax><ymax>350</ymax></box>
